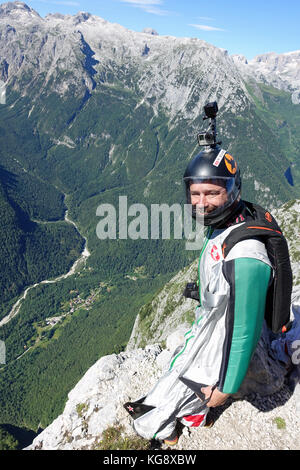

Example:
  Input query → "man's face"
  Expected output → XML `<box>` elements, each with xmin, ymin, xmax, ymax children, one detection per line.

<box><xmin>190</xmin><ymin>181</ymin><xmax>228</xmax><ymax>216</ymax></box>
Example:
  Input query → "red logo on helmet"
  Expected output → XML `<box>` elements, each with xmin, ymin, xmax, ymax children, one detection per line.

<box><xmin>211</xmin><ymin>244</ymin><xmax>220</xmax><ymax>261</ymax></box>
<box><xmin>265</xmin><ymin>212</ymin><xmax>272</xmax><ymax>223</ymax></box>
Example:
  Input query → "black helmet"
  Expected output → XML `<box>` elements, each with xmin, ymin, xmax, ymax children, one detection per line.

<box><xmin>183</xmin><ymin>145</ymin><xmax>241</xmax><ymax>227</ymax></box>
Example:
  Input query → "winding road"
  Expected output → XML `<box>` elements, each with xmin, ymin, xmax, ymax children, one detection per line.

<box><xmin>0</xmin><ymin>209</ymin><xmax>90</xmax><ymax>328</ymax></box>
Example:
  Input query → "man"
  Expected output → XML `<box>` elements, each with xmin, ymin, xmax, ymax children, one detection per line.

<box><xmin>181</xmin><ymin>147</ymin><xmax>272</xmax><ymax>410</ymax></box>
<box><xmin>124</xmin><ymin>145</ymin><xmax>291</xmax><ymax>445</ymax></box>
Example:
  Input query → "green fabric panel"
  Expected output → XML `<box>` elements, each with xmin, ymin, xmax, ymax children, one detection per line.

<box><xmin>222</xmin><ymin>258</ymin><xmax>271</xmax><ymax>394</ymax></box>
<box><xmin>169</xmin><ymin>335</ymin><xmax>194</xmax><ymax>370</ymax></box>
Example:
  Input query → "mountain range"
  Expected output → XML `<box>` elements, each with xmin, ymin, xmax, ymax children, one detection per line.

<box><xmin>0</xmin><ymin>1</ymin><xmax>299</xmax><ymax>448</ymax></box>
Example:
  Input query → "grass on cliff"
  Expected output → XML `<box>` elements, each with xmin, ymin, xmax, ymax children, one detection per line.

<box><xmin>94</xmin><ymin>425</ymin><xmax>151</xmax><ymax>450</ymax></box>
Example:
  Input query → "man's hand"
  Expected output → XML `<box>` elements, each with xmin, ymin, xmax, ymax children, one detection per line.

<box><xmin>200</xmin><ymin>386</ymin><xmax>229</xmax><ymax>408</ymax></box>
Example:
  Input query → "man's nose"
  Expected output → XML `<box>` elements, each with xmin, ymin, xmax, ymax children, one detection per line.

<box><xmin>197</xmin><ymin>194</ymin><xmax>207</xmax><ymax>206</ymax></box>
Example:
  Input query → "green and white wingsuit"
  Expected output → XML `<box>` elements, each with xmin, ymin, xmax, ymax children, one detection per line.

<box><xmin>132</xmin><ymin>223</ymin><xmax>272</xmax><ymax>441</ymax></box>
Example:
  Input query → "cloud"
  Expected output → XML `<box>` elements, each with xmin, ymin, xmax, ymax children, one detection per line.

<box><xmin>119</xmin><ymin>0</ymin><xmax>169</xmax><ymax>16</ymax></box>
<box><xmin>189</xmin><ymin>23</ymin><xmax>226</xmax><ymax>32</ymax></box>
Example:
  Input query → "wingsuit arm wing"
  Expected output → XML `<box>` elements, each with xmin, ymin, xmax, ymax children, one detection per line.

<box><xmin>218</xmin><ymin>257</ymin><xmax>271</xmax><ymax>394</ymax></box>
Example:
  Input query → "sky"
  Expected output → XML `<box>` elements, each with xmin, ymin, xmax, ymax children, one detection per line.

<box><xmin>3</xmin><ymin>0</ymin><xmax>300</xmax><ymax>59</ymax></box>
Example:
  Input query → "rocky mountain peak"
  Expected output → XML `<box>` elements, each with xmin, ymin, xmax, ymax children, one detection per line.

<box><xmin>73</xmin><ymin>11</ymin><xmax>92</xmax><ymax>26</ymax></box>
<box><xmin>1</xmin><ymin>1</ymin><xmax>300</xmax><ymax>115</ymax></box>
<box><xmin>141</xmin><ymin>27</ymin><xmax>159</xmax><ymax>36</ymax></box>
<box><xmin>233</xmin><ymin>49</ymin><xmax>300</xmax><ymax>104</ymax></box>
<box><xmin>44</xmin><ymin>13</ymin><xmax>65</xmax><ymax>21</ymax></box>
<box><xmin>0</xmin><ymin>2</ymin><xmax>251</xmax><ymax>118</ymax></box>
<box><xmin>231</xmin><ymin>54</ymin><xmax>248</xmax><ymax>65</ymax></box>
<box><xmin>252</xmin><ymin>50</ymin><xmax>300</xmax><ymax>64</ymax></box>
<box><xmin>0</xmin><ymin>1</ymin><xmax>41</xmax><ymax>20</ymax></box>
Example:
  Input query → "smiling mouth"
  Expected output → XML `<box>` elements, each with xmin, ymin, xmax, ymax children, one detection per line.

<box><xmin>195</xmin><ymin>207</ymin><xmax>211</xmax><ymax>216</ymax></box>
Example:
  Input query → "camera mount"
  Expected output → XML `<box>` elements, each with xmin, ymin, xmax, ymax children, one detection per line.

<box><xmin>197</xmin><ymin>101</ymin><xmax>222</xmax><ymax>148</ymax></box>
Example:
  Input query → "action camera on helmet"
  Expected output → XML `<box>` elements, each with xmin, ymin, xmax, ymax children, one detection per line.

<box><xmin>197</xmin><ymin>101</ymin><xmax>222</xmax><ymax>148</ymax></box>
